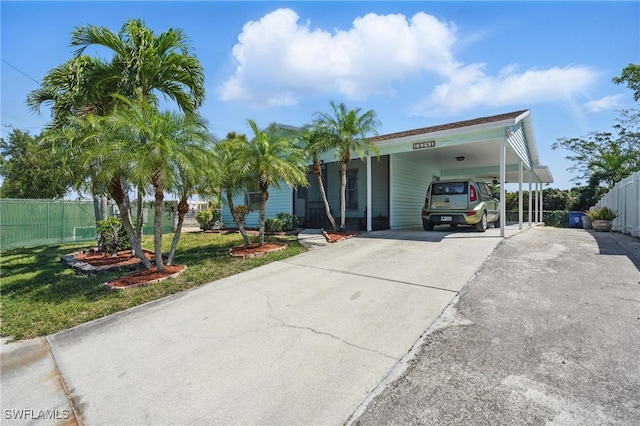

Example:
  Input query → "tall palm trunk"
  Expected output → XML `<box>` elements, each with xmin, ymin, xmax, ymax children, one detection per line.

<box><xmin>312</xmin><ymin>162</ymin><xmax>337</xmax><ymax>230</ymax></box>
<box><xmin>258</xmin><ymin>184</ymin><xmax>269</xmax><ymax>246</ymax></box>
<box><xmin>152</xmin><ymin>174</ymin><xmax>165</xmax><ymax>272</ymax></box>
<box><xmin>135</xmin><ymin>190</ymin><xmax>144</xmax><ymax>243</ymax></box>
<box><xmin>340</xmin><ymin>161</ymin><xmax>348</xmax><ymax>231</ymax></box>
<box><xmin>225</xmin><ymin>191</ymin><xmax>251</xmax><ymax>245</ymax></box>
<box><xmin>167</xmin><ymin>197</ymin><xmax>189</xmax><ymax>265</ymax></box>
<box><xmin>111</xmin><ymin>177</ymin><xmax>151</xmax><ymax>268</ymax></box>
<box><xmin>100</xmin><ymin>194</ymin><xmax>108</xmax><ymax>220</ymax></box>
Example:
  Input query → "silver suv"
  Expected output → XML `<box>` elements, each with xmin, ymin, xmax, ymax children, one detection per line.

<box><xmin>421</xmin><ymin>179</ymin><xmax>500</xmax><ymax>232</ymax></box>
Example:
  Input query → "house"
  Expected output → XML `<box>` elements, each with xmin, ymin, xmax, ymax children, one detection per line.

<box><xmin>220</xmin><ymin>109</ymin><xmax>553</xmax><ymax>237</ymax></box>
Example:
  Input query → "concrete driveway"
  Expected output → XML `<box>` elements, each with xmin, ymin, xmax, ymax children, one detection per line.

<box><xmin>353</xmin><ymin>227</ymin><xmax>640</xmax><ymax>425</ymax></box>
<box><xmin>1</xmin><ymin>225</ymin><xmax>521</xmax><ymax>425</ymax></box>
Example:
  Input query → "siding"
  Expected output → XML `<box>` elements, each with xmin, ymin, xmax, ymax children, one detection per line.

<box><xmin>390</xmin><ymin>155</ymin><xmax>439</xmax><ymax>228</ymax></box>
<box><xmin>220</xmin><ymin>188</ymin><xmax>293</xmax><ymax>228</ymax></box>
<box><xmin>507</xmin><ymin>123</ymin><xmax>532</xmax><ymax>169</ymax></box>
<box><xmin>371</xmin><ymin>155</ymin><xmax>389</xmax><ymax>217</ymax></box>
<box><xmin>325</xmin><ymin>161</ymin><xmax>369</xmax><ymax>219</ymax></box>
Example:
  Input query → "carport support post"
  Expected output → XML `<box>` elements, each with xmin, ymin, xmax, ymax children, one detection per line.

<box><xmin>539</xmin><ymin>183</ymin><xmax>544</xmax><ymax>223</ymax></box>
<box><xmin>535</xmin><ymin>182</ymin><xmax>541</xmax><ymax>223</ymax></box>
<box><xmin>500</xmin><ymin>130</ymin><xmax>507</xmax><ymax>237</ymax></box>
<box><xmin>528</xmin><ymin>170</ymin><xmax>533</xmax><ymax>226</ymax></box>
<box><xmin>518</xmin><ymin>161</ymin><xmax>523</xmax><ymax>230</ymax></box>
<box><xmin>366</xmin><ymin>155</ymin><xmax>372</xmax><ymax>232</ymax></box>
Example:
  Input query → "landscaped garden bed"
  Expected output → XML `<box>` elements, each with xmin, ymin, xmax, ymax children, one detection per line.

<box><xmin>0</xmin><ymin>231</ymin><xmax>305</xmax><ymax>341</ymax></box>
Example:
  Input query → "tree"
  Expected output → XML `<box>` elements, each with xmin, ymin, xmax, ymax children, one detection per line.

<box><xmin>313</xmin><ymin>101</ymin><xmax>381</xmax><ymax>230</ymax></box>
<box><xmin>71</xmin><ymin>19</ymin><xmax>205</xmax><ymax>244</ymax></box>
<box><xmin>70</xmin><ymin>18</ymin><xmax>205</xmax><ymax>113</ymax></box>
<box><xmin>298</xmin><ymin>124</ymin><xmax>337</xmax><ymax>230</ymax></box>
<box><xmin>103</xmin><ymin>97</ymin><xmax>212</xmax><ymax>272</ymax></box>
<box><xmin>613</xmin><ymin>63</ymin><xmax>640</xmax><ymax>102</ymax></box>
<box><xmin>238</xmin><ymin>120</ymin><xmax>308</xmax><ymax>246</ymax></box>
<box><xmin>542</xmin><ymin>188</ymin><xmax>575</xmax><ymax>211</ymax></box>
<box><xmin>27</xmin><ymin>55</ymin><xmax>115</xmax><ymax>128</ymax></box>
<box><xmin>166</xmin><ymin>148</ymin><xmax>217</xmax><ymax>265</ymax></box>
<box><xmin>27</xmin><ymin>56</ymin><xmax>116</xmax><ymax>217</ymax></box>
<box><xmin>43</xmin><ymin>19</ymin><xmax>208</xmax><ymax>262</ymax></box>
<box><xmin>0</xmin><ymin>128</ymin><xmax>69</xmax><ymax>199</ymax></box>
<box><xmin>553</xmin><ymin>127</ymin><xmax>639</xmax><ymax>189</ymax></box>
<box><xmin>215</xmin><ymin>134</ymin><xmax>252</xmax><ymax>245</ymax></box>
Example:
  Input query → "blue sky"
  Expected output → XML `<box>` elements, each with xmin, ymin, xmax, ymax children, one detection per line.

<box><xmin>1</xmin><ymin>1</ymin><xmax>638</xmax><ymax>190</ymax></box>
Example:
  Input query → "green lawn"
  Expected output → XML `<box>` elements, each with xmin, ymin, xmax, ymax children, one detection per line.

<box><xmin>0</xmin><ymin>231</ymin><xmax>306</xmax><ymax>341</ymax></box>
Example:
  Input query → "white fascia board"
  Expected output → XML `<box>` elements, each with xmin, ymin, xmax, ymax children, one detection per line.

<box><xmin>533</xmin><ymin>165</ymin><xmax>554</xmax><ymax>184</ymax></box>
<box><xmin>373</xmin><ymin>118</ymin><xmax>522</xmax><ymax>147</ymax></box>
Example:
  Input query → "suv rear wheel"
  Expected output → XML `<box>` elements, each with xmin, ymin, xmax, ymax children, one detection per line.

<box><xmin>475</xmin><ymin>212</ymin><xmax>487</xmax><ymax>232</ymax></box>
<box><xmin>423</xmin><ymin>220</ymin><xmax>434</xmax><ymax>231</ymax></box>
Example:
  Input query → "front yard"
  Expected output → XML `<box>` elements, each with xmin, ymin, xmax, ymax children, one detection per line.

<box><xmin>0</xmin><ymin>231</ymin><xmax>305</xmax><ymax>341</ymax></box>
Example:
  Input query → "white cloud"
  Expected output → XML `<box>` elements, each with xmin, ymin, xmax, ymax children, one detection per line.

<box><xmin>412</xmin><ymin>64</ymin><xmax>598</xmax><ymax>116</ymax></box>
<box><xmin>218</xmin><ymin>9</ymin><xmax>459</xmax><ymax>106</ymax></box>
<box><xmin>218</xmin><ymin>8</ymin><xmax>599</xmax><ymax>113</ymax></box>
<box><xmin>584</xmin><ymin>94</ymin><xmax>625</xmax><ymax>113</ymax></box>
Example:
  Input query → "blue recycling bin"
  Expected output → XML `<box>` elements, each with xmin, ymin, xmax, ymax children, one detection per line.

<box><xmin>569</xmin><ymin>211</ymin><xmax>583</xmax><ymax>228</ymax></box>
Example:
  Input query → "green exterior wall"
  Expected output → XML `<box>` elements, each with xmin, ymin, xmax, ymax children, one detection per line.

<box><xmin>390</xmin><ymin>154</ymin><xmax>439</xmax><ymax>229</ymax></box>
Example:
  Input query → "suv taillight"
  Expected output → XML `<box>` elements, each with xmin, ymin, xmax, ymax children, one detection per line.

<box><xmin>425</xmin><ymin>188</ymin><xmax>430</xmax><ymax>205</ymax></box>
<box><xmin>470</xmin><ymin>184</ymin><xmax>477</xmax><ymax>202</ymax></box>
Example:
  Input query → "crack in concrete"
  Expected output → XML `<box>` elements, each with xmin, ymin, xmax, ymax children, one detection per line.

<box><xmin>247</xmin><ymin>285</ymin><xmax>398</xmax><ymax>361</ymax></box>
<box><xmin>280</xmin><ymin>260</ymin><xmax>459</xmax><ymax>294</ymax></box>
<box><xmin>44</xmin><ymin>337</ymin><xmax>84</xmax><ymax>426</ymax></box>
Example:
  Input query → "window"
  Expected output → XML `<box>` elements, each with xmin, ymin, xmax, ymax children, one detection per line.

<box><xmin>432</xmin><ymin>182</ymin><xmax>467</xmax><ymax>195</ymax></box>
<box><xmin>244</xmin><ymin>181</ymin><xmax>261</xmax><ymax>211</ymax></box>
<box><xmin>346</xmin><ymin>169</ymin><xmax>358</xmax><ymax>210</ymax></box>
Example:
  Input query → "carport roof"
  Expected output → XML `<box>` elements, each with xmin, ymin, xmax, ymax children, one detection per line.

<box><xmin>370</xmin><ymin>110</ymin><xmax>530</xmax><ymax>143</ymax></box>
<box><xmin>369</xmin><ymin>110</ymin><xmax>553</xmax><ymax>184</ymax></box>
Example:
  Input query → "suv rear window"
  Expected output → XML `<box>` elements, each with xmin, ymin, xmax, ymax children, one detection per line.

<box><xmin>431</xmin><ymin>182</ymin><xmax>468</xmax><ymax>195</ymax></box>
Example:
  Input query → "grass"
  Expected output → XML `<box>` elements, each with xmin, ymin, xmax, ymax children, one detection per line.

<box><xmin>0</xmin><ymin>231</ymin><xmax>306</xmax><ymax>341</ymax></box>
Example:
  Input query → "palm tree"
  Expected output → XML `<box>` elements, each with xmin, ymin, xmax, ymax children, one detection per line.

<box><xmin>104</xmin><ymin>97</ymin><xmax>212</xmax><ymax>272</ymax></box>
<box><xmin>298</xmin><ymin>125</ymin><xmax>337</xmax><ymax>230</ymax></box>
<box><xmin>28</xmin><ymin>55</ymin><xmax>117</xmax><ymax>221</ymax></box>
<box><xmin>73</xmin><ymin>111</ymin><xmax>152</xmax><ymax>268</ymax></box>
<box><xmin>215</xmin><ymin>134</ymin><xmax>252</xmax><ymax>245</ymax></box>
<box><xmin>313</xmin><ymin>101</ymin><xmax>381</xmax><ymax>231</ymax></box>
<box><xmin>70</xmin><ymin>18</ymin><xmax>205</xmax><ymax>113</ymax></box>
<box><xmin>238</xmin><ymin>120</ymin><xmax>308</xmax><ymax>246</ymax></box>
<box><xmin>68</xmin><ymin>18</ymin><xmax>206</xmax><ymax>253</ymax></box>
<box><xmin>166</xmin><ymin>146</ymin><xmax>217</xmax><ymax>265</ymax></box>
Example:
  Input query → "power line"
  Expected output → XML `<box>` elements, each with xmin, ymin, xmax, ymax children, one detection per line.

<box><xmin>1</xmin><ymin>58</ymin><xmax>40</xmax><ymax>84</ymax></box>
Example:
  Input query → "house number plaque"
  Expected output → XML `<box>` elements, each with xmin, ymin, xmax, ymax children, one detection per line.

<box><xmin>413</xmin><ymin>141</ymin><xmax>435</xmax><ymax>150</ymax></box>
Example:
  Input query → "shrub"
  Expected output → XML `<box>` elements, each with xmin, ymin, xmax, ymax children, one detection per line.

<box><xmin>195</xmin><ymin>209</ymin><xmax>222</xmax><ymax>230</ymax></box>
<box><xmin>587</xmin><ymin>207</ymin><xmax>618</xmax><ymax>221</ymax></box>
<box><xmin>233</xmin><ymin>205</ymin><xmax>249</xmax><ymax>223</ymax></box>
<box><xmin>96</xmin><ymin>217</ymin><xmax>130</xmax><ymax>255</ymax></box>
<box><xmin>276</xmin><ymin>212</ymin><xmax>300</xmax><ymax>231</ymax></box>
<box><xmin>265</xmin><ymin>217</ymin><xmax>284</xmax><ymax>233</ymax></box>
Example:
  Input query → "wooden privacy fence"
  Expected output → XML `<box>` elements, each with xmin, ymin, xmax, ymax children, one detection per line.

<box><xmin>594</xmin><ymin>171</ymin><xmax>640</xmax><ymax>238</ymax></box>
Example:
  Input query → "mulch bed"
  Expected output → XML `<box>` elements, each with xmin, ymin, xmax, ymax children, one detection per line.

<box><xmin>62</xmin><ymin>248</ymin><xmax>186</xmax><ymax>290</ymax></box>
<box><xmin>73</xmin><ymin>249</ymin><xmax>155</xmax><ymax>267</ymax></box>
<box><xmin>229</xmin><ymin>243</ymin><xmax>286</xmax><ymax>259</ymax></box>
<box><xmin>61</xmin><ymin>249</ymin><xmax>157</xmax><ymax>275</ymax></box>
<box><xmin>104</xmin><ymin>264</ymin><xmax>187</xmax><ymax>290</ymax></box>
<box><xmin>322</xmin><ymin>230</ymin><xmax>361</xmax><ymax>243</ymax></box>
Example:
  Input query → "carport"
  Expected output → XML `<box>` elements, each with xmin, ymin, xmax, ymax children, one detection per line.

<box><xmin>365</xmin><ymin>110</ymin><xmax>553</xmax><ymax>237</ymax></box>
